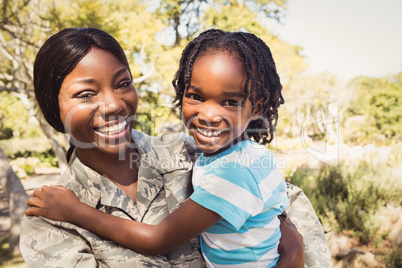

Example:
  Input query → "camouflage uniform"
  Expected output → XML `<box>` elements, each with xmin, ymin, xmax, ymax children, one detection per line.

<box><xmin>20</xmin><ymin>130</ymin><xmax>204</xmax><ymax>268</ymax></box>
<box><xmin>20</xmin><ymin>130</ymin><xmax>333</xmax><ymax>267</ymax></box>
<box><xmin>286</xmin><ymin>184</ymin><xmax>333</xmax><ymax>267</ymax></box>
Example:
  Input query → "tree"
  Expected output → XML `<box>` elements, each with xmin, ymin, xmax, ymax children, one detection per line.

<box><xmin>345</xmin><ymin>73</ymin><xmax>402</xmax><ymax>142</ymax></box>
<box><xmin>0</xmin><ymin>0</ymin><xmax>69</xmax><ymax>171</ymax></box>
<box><xmin>280</xmin><ymin>72</ymin><xmax>349</xmax><ymax>142</ymax></box>
<box><xmin>0</xmin><ymin>146</ymin><xmax>28</xmax><ymax>255</ymax></box>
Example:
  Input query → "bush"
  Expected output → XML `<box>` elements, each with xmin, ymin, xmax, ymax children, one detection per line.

<box><xmin>9</xmin><ymin>149</ymin><xmax>58</xmax><ymax>179</ymax></box>
<box><xmin>288</xmin><ymin>153</ymin><xmax>402</xmax><ymax>244</ymax></box>
<box><xmin>0</xmin><ymin>127</ymin><xmax>13</xmax><ymax>139</ymax></box>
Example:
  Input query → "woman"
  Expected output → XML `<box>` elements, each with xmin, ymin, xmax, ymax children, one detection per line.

<box><xmin>20</xmin><ymin>28</ymin><xmax>332</xmax><ymax>267</ymax></box>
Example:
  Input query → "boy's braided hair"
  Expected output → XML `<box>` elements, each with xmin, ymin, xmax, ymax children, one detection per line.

<box><xmin>172</xmin><ymin>28</ymin><xmax>284</xmax><ymax>145</ymax></box>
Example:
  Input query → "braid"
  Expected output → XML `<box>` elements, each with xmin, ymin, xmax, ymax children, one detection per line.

<box><xmin>172</xmin><ymin>29</ymin><xmax>284</xmax><ymax>145</ymax></box>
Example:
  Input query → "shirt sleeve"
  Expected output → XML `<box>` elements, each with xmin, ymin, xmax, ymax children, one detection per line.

<box><xmin>190</xmin><ymin>164</ymin><xmax>263</xmax><ymax>230</ymax></box>
<box><xmin>20</xmin><ymin>216</ymin><xmax>101</xmax><ymax>268</ymax></box>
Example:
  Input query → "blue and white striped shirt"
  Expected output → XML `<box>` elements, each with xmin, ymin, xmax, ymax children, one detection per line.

<box><xmin>190</xmin><ymin>140</ymin><xmax>288</xmax><ymax>267</ymax></box>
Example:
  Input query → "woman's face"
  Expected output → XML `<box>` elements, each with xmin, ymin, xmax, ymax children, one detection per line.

<box><xmin>58</xmin><ymin>47</ymin><xmax>138</xmax><ymax>156</ymax></box>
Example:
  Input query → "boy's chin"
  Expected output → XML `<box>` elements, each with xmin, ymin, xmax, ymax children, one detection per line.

<box><xmin>198</xmin><ymin>144</ymin><xmax>230</xmax><ymax>156</ymax></box>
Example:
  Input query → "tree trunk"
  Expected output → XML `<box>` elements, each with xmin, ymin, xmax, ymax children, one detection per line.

<box><xmin>13</xmin><ymin>92</ymin><xmax>68</xmax><ymax>172</ymax></box>
<box><xmin>37</xmin><ymin>118</ymin><xmax>68</xmax><ymax>172</ymax></box>
<box><xmin>0</xmin><ymin>146</ymin><xmax>28</xmax><ymax>255</ymax></box>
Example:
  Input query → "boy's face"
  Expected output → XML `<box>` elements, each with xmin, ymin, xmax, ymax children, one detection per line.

<box><xmin>182</xmin><ymin>51</ymin><xmax>261</xmax><ymax>156</ymax></box>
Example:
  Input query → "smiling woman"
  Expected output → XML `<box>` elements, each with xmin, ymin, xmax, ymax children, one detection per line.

<box><xmin>58</xmin><ymin>47</ymin><xmax>138</xmax><ymax>156</ymax></box>
<box><xmin>20</xmin><ymin>27</ymin><xmax>205</xmax><ymax>267</ymax></box>
<box><xmin>21</xmin><ymin>27</ymin><xmax>332</xmax><ymax>268</ymax></box>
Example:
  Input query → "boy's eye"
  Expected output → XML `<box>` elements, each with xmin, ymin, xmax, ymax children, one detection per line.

<box><xmin>224</xmin><ymin>100</ymin><xmax>241</xmax><ymax>106</ymax></box>
<box><xmin>187</xmin><ymin>94</ymin><xmax>202</xmax><ymax>101</ymax></box>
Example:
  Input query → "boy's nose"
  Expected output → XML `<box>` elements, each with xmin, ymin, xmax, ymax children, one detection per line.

<box><xmin>198</xmin><ymin>103</ymin><xmax>222</xmax><ymax>123</ymax></box>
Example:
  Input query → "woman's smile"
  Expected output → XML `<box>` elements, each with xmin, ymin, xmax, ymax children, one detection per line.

<box><xmin>58</xmin><ymin>47</ymin><xmax>138</xmax><ymax>155</ymax></box>
<box><xmin>95</xmin><ymin>116</ymin><xmax>129</xmax><ymax>137</ymax></box>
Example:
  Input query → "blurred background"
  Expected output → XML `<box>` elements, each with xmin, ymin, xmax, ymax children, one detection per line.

<box><xmin>0</xmin><ymin>0</ymin><xmax>401</xmax><ymax>267</ymax></box>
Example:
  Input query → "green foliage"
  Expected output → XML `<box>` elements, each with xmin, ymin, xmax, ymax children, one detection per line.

<box><xmin>288</xmin><ymin>145</ymin><xmax>402</xmax><ymax>244</ymax></box>
<box><xmin>9</xmin><ymin>149</ymin><xmax>58</xmax><ymax>178</ymax></box>
<box><xmin>384</xmin><ymin>246</ymin><xmax>402</xmax><ymax>268</ymax></box>
<box><xmin>0</xmin><ymin>236</ymin><xmax>26</xmax><ymax>267</ymax></box>
<box><xmin>0</xmin><ymin>92</ymin><xmax>42</xmax><ymax>138</ymax></box>
<box><xmin>369</xmin><ymin>85</ymin><xmax>402</xmax><ymax>138</ymax></box>
<box><xmin>344</xmin><ymin>73</ymin><xmax>402</xmax><ymax>143</ymax></box>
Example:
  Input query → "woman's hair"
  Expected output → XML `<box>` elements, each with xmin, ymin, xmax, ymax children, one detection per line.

<box><xmin>34</xmin><ymin>27</ymin><xmax>131</xmax><ymax>133</ymax></box>
<box><xmin>172</xmin><ymin>29</ymin><xmax>284</xmax><ymax>145</ymax></box>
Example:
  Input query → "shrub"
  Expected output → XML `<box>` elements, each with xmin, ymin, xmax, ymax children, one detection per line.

<box><xmin>288</xmin><ymin>152</ymin><xmax>402</xmax><ymax>244</ymax></box>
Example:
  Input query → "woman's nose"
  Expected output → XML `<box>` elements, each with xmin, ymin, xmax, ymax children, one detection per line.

<box><xmin>99</xmin><ymin>91</ymin><xmax>124</xmax><ymax>117</ymax></box>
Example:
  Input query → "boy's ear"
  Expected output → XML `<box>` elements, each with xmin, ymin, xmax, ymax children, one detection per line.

<box><xmin>252</xmin><ymin>98</ymin><xmax>264</xmax><ymax>120</ymax></box>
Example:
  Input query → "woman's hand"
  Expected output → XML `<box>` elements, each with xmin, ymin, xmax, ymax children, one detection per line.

<box><xmin>25</xmin><ymin>185</ymin><xmax>81</xmax><ymax>222</ymax></box>
<box><xmin>276</xmin><ymin>214</ymin><xmax>305</xmax><ymax>268</ymax></box>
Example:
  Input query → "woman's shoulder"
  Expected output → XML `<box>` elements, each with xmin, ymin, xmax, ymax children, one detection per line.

<box><xmin>132</xmin><ymin>130</ymin><xmax>201</xmax><ymax>162</ymax></box>
<box><xmin>285</xmin><ymin>182</ymin><xmax>333</xmax><ymax>267</ymax></box>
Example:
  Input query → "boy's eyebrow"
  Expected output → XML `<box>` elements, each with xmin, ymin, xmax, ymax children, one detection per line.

<box><xmin>188</xmin><ymin>85</ymin><xmax>245</xmax><ymax>98</ymax></box>
<box><xmin>221</xmin><ymin>91</ymin><xmax>245</xmax><ymax>98</ymax></box>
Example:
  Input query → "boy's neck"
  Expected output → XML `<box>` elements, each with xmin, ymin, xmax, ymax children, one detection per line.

<box><xmin>202</xmin><ymin>134</ymin><xmax>249</xmax><ymax>157</ymax></box>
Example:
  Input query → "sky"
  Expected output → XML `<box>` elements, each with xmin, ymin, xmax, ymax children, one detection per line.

<box><xmin>264</xmin><ymin>0</ymin><xmax>402</xmax><ymax>81</ymax></box>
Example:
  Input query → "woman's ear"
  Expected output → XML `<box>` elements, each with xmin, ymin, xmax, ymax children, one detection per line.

<box><xmin>252</xmin><ymin>98</ymin><xmax>264</xmax><ymax>120</ymax></box>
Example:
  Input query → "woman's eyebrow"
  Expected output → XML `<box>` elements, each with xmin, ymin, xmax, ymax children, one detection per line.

<box><xmin>74</xmin><ymin>78</ymin><xmax>96</xmax><ymax>85</ymax></box>
<box><xmin>73</xmin><ymin>67</ymin><xmax>129</xmax><ymax>85</ymax></box>
<box><xmin>113</xmin><ymin>67</ymin><xmax>129</xmax><ymax>79</ymax></box>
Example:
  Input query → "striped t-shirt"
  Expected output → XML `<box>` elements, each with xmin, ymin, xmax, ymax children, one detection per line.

<box><xmin>190</xmin><ymin>139</ymin><xmax>288</xmax><ymax>267</ymax></box>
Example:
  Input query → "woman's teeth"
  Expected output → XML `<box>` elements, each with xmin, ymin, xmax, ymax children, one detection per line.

<box><xmin>197</xmin><ymin>127</ymin><xmax>223</xmax><ymax>137</ymax></box>
<box><xmin>98</xmin><ymin>120</ymin><xmax>127</xmax><ymax>135</ymax></box>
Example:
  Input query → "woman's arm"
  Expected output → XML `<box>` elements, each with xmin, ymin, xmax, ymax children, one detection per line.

<box><xmin>21</xmin><ymin>215</ymin><xmax>99</xmax><ymax>267</ymax></box>
<box><xmin>26</xmin><ymin>185</ymin><xmax>221</xmax><ymax>255</ymax></box>
<box><xmin>286</xmin><ymin>182</ymin><xmax>333</xmax><ymax>267</ymax></box>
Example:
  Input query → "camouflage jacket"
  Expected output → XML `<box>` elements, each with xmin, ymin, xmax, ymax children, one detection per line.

<box><xmin>20</xmin><ymin>130</ymin><xmax>204</xmax><ymax>268</ymax></box>
<box><xmin>20</xmin><ymin>130</ymin><xmax>332</xmax><ymax>267</ymax></box>
<box><xmin>286</xmin><ymin>184</ymin><xmax>333</xmax><ymax>267</ymax></box>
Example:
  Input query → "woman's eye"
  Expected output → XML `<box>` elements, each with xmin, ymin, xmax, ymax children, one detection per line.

<box><xmin>117</xmin><ymin>80</ymin><xmax>132</xmax><ymax>89</ymax></box>
<box><xmin>76</xmin><ymin>92</ymin><xmax>95</xmax><ymax>101</ymax></box>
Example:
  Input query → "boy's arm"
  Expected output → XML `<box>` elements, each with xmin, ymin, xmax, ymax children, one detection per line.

<box><xmin>26</xmin><ymin>185</ymin><xmax>221</xmax><ymax>256</ymax></box>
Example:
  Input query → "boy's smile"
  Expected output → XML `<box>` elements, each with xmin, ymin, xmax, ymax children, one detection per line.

<box><xmin>182</xmin><ymin>51</ymin><xmax>261</xmax><ymax>156</ymax></box>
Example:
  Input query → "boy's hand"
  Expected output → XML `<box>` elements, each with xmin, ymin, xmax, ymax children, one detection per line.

<box><xmin>25</xmin><ymin>185</ymin><xmax>80</xmax><ymax>222</ymax></box>
<box><xmin>276</xmin><ymin>214</ymin><xmax>305</xmax><ymax>268</ymax></box>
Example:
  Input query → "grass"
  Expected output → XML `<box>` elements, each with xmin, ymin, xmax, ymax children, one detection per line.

<box><xmin>0</xmin><ymin>237</ymin><xmax>26</xmax><ymax>268</ymax></box>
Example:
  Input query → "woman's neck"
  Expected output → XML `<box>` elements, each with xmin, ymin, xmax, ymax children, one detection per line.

<box><xmin>76</xmin><ymin>146</ymin><xmax>139</xmax><ymax>186</ymax></box>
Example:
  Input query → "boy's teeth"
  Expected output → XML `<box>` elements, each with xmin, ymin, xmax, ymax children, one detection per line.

<box><xmin>197</xmin><ymin>127</ymin><xmax>223</xmax><ymax>137</ymax></box>
<box><xmin>98</xmin><ymin>120</ymin><xmax>127</xmax><ymax>135</ymax></box>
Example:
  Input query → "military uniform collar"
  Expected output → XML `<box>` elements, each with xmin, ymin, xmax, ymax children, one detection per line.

<box><xmin>63</xmin><ymin>130</ymin><xmax>193</xmax><ymax>219</ymax></box>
